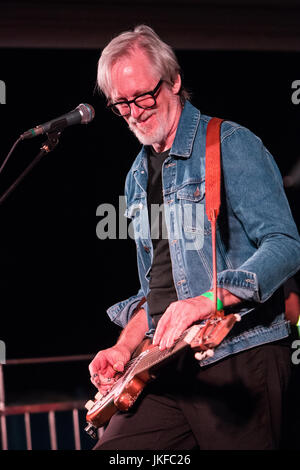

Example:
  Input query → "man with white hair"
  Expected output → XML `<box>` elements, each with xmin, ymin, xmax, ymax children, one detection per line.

<box><xmin>90</xmin><ymin>25</ymin><xmax>300</xmax><ymax>450</ymax></box>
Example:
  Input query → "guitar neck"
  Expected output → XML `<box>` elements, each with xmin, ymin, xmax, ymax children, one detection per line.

<box><xmin>133</xmin><ymin>334</ymin><xmax>190</xmax><ymax>377</ymax></box>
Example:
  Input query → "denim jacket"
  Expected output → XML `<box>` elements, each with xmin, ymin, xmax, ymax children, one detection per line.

<box><xmin>106</xmin><ymin>101</ymin><xmax>300</xmax><ymax>366</ymax></box>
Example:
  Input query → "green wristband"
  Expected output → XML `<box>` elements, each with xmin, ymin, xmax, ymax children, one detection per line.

<box><xmin>201</xmin><ymin>291</ymin><xmax>224</xmax><ymax>311</ymax></box>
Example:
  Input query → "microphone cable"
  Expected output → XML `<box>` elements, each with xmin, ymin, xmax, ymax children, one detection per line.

<box><xmin>0</xmin><ymin>135</ymin><xmax>22</xmax><ymax>177</ymax></box>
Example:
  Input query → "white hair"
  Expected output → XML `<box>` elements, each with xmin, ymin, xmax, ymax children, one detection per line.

<box><xmin>97</xmin><ymin>24</ymin><xmax>190</xmax><ymax>104</ymax></box>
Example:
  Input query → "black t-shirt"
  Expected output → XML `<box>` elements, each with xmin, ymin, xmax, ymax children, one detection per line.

<box><xmin>146</xmin><ymin>146</ymin><xmax>178</xmax><ymax>327</ymax></box>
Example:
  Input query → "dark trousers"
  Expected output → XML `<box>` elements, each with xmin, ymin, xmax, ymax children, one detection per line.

<box><xmin>94</xmin><ymin>342</ymin><xmax>291</xmax><ymax>450</ymax></box>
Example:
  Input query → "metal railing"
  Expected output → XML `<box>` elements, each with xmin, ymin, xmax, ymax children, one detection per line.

<box><xmin>0</xmin><ymin>354</ymin><xmax>103</xmax><ymax>450</ymax></box>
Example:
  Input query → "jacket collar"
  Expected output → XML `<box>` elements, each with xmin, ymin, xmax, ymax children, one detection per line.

<box><xmin>132</xmin><ymin>100</ymin><xmax>201</xmax><ymax>172</ymax></box>
<box><xmin>170</xmin><ymin>100</ymin><xmax>201</xmax><ymax>158</ymax></box>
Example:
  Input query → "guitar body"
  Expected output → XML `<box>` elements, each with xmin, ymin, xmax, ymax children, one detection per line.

<box><xmin>85</xmin><ymin>313</ymin><xmax>240</xmax><ymax>438</ymax></box>
<box><xmin>85</xmin><ymin>340</ymin><xmax>154</xmax><ymax>431</ymax></box>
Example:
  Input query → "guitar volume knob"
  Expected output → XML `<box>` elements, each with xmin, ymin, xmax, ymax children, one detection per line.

<box><xmin>85</xmin><ymin>399</ymin><xmax>95</xmax><ymax>411</ymax></box>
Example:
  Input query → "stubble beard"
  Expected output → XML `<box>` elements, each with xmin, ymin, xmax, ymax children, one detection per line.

<box><xmin>127</xmin><ymin>112</ymin><xmax>167</xmax><ymax>146</ymax></box>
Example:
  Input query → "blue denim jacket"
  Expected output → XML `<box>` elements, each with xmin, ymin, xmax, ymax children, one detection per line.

<box><xmin>107</xmin><ymin>101</ymin><xmax>300</xmax><ymax>366</ymax></box>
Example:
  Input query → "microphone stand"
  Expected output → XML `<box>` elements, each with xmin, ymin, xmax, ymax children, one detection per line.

<box><xmin>0</xmin><ymin>129</ymin><xmax>61</xmax><ymax>206</ymax></box>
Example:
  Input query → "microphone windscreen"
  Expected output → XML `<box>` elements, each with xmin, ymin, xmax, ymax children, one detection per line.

<box><xmin>77</xmin><ymin>103</ymin><xmax>95</xmax><ymax>124</ymax></box>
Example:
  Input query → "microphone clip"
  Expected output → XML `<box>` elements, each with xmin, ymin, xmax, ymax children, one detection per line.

<box><xmin>40</xmin><ymin>129</ymin><xmax>62</xmax><ymax>154</ymax></box>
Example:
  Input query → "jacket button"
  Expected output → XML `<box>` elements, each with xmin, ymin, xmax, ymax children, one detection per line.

<box><xmin>143</xmin><ymin>246</ymin><xmax>150</xmax><ymax>253</ymax></box>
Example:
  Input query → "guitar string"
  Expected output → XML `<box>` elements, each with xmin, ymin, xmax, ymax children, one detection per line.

<box><xmin>98</xmin><ymin>319</ymin><xmax>234</xmax><ymax>405</ymax></box>
<box><xmin>108</xmin><ymin>327</ymin><xmax>196</xmax><ymax>389</ymax></box>
<box><xmin>132</xmin><ymin>336</ymin><xmax>189</xmax><ymax>376</ymax></box>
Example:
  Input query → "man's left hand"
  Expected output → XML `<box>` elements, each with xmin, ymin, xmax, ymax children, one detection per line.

<box><xmin>152</xmin><ymin>295</ymin><xmax>215</xmax><ymax>350</ymax></box>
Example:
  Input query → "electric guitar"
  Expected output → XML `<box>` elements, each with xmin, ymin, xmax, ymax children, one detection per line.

<box><xmin>84</xmin><ymin>311</ymin><xmax>240</xmax><ymax>439</ymax></box>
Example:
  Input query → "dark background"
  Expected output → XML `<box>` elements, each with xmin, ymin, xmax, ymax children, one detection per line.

<box><xmin>0</xmin><ymin>48</ymin><xmax>299</xmax><ymax>358</ymax></box>
<box><xmin>0</xmin><ymin>0</ymin><xmax>299</xmax><ymax>450</ymax></box>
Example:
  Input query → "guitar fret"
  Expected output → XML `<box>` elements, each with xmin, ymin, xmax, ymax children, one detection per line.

<box><xmin>118</xmin><ymin>326</ymin><xmax>198</xmax><ymax>380</ymax></box>
<box><xmin>109</xmin><ymin>327</ymin><xmax>198</xmax><ymax>393</ymax></box>
<box><xmin>134</xmin><ymin>340</ymin><xmax>188</xmax><ymax>376</ymax></box>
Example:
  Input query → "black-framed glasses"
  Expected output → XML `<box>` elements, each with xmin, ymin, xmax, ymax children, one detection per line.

<box><xmin>107</xmin><ymin>79</ymin><xmax>163</xmax><ymax>117</ymax></box>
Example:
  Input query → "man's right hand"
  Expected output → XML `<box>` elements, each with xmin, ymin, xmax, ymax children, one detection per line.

<box><xmin>88</xmin><ymin>344</ymin><xmax>131</xmax><ymax>394</ymax></box>
<box><xmin>88</xmin><ymin>306</ymin><xmax>149</xmax><ymax>394</ymax></box>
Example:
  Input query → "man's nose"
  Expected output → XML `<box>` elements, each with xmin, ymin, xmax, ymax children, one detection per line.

<box><xmin>130</xmin><ymin>102</ymin><xmax>144</xmax><ymax>120</ymax></box>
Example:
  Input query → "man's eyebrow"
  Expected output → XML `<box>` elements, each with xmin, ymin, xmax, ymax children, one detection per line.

<box><xmin>114</xmin><ymin>88</ymin><xmax>149</xmax><ymax>102</ymax></box>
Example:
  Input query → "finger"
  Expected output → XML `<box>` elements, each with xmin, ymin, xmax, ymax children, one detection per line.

<box><xmin>165</xmin><ymin>315</ymin><xmax>189</xmax><ymax>349</ymax></box>
<box><xmin>157</xmin><ymin>335</ymin><xmax>167</xmax><ymax>351</ymax></box>
<box><xmin>162</xmin><ymin>328</ymin><xmax>180</xmax><ymax>350</ymax></box>
<box><xmin>89</xmin><ymin>353</ymin><xmax>106</xmax><ymax>376</ymax></box>
<box><xmin>90</xmin><ymin>374</ymin><xmax>100</xmax><ymax>388</ymax></box>
<box><xmin>160</xmin><ymin>306</ymin><xmax>188</xmax><ymax>350</ymax></box>
<box><xmin>90</xmin><ymin>379</ymin><xmax>109</xmax><ymax>394</ymax></box>
<box><xmin>152</xmin><ymin>324</ymin><xmax>164</xmax><ymax>347</ymax></box>
<box><xmin>90</xmin><ymin>374</ymin><xmax>116</xmax><ymax>393</ymax></box>
<box><xmin>99</xmin><ymin>375</ymin><xmax>116</xmax><ymax>385</ymax></box>
<box><xmin>88</xmin><ymin>362</ymin><xmax>98</xmax><ymax>376</ymax></box>
<box><xmin>113</xmin><ymin>361</ymin><xmax>125</xmax><ymax>372</ymax></box>
<box><xmin>156</xmin><ymin>327</ymin><xmax>171</xmax><ymax>350</ymax></box>
<box><xmin>153</xmin><ymin>309</ymin><xmax>172</xmax><ymax>346</ymax></box>
<box><xmin>165</xmin><ymin>328</ymin><xmax>182</xmax><ymax>349</ymax></box>
<box><xmin>98</xmin><ymin>374</ymin><xmax>119</xmax><ymax>395</ymax></box>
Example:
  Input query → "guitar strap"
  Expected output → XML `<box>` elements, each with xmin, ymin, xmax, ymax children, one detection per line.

<box><xmin>205</xmin><ymin>117</ymin><xmax>224</xmax><ymax>315</ymax></box>
<box><xmin>133</xmin><ymin>117</ymin><xmax>224</xmax><ymax>319</ymax></box>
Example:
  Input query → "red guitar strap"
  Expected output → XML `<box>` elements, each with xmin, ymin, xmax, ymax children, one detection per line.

<box><xmin>205</xmin><ymin>117</ymin><xmax>224</xmax><ymax>315</ymax></box>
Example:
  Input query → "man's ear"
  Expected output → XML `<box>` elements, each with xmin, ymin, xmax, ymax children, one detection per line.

<box><xmin>172</xmin><ymin>74</ymin><xmax>182</xmax><ymax>95</ymax></box>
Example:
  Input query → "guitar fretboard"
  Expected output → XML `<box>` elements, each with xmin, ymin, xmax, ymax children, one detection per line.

<box><xmin>132</xmin><ymin>333</ymin><xmax>190</xmax><ymax>377</ymax></box>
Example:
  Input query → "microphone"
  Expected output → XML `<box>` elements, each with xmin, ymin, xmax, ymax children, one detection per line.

<box><xmin>20</xmin><ymin>103</ymin><xmax>95</xmax><ymax>140</ymax></box>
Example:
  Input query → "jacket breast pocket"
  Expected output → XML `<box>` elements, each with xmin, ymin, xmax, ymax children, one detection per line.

<box><xmin>125</xmin><ymin>200</ymin><xmax>149</xmax><ymax>241</ymax></box>
<box><xmin>175</xmin><ymin>182</ymin><xmax>207</xmax><ymax>250</ymax></box>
